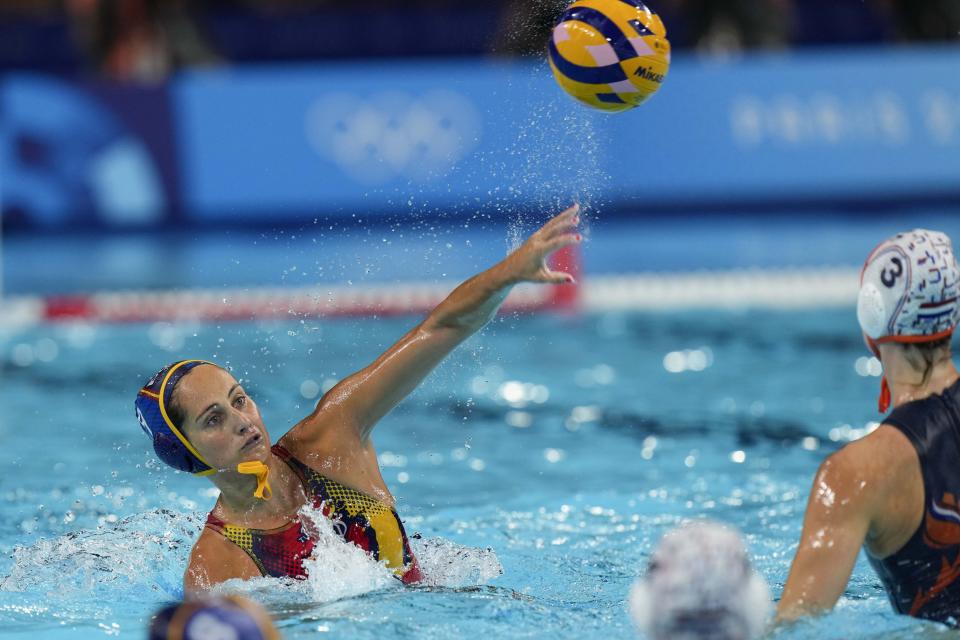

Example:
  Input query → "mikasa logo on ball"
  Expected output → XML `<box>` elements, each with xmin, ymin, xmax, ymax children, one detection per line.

<box><xmin>634</xmin><ymin>66</ymin><xmax>664</xmax><ymax>83</ymax></box>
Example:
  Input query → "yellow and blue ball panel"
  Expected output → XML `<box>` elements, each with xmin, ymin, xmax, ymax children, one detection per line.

<box><xmin>548</xmin><ymin>0</ymin><xmax>671</xmax><ymax>112</ymax></box>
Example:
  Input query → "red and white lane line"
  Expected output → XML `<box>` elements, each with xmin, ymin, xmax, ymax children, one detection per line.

<box><xmin>27</xmin><ymin>279</ymin><xmax>570</xmax><ymax>324</ymax></box>
<box><xmin>0</xmin><ymin>265</ymin><xmax>858</xmax><ymax>328</ymax></box>
<box><xmin>583</xmin><ymin>266</ymin><xmax>859</xmax><ymax>311</ymax></box>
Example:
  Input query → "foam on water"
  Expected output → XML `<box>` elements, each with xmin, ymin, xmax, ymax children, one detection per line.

<box><xmin>410</xmin><ymin>536</ymin><xmax>503</xmax><ymax>587</ymax></box>
<box><xmin>213</xmin><ymin>504</ymin><xmax>504</xmax><ymax>606</ymax></box>
<box><xmin>0</xmin><ymin>509</ymin><xmax>201</xmax><ymax>634</ymax></box>
<box><xmin>0</xmin><ymin>509</ymin><xmax>199</xmax><ymax>600</ymax></box>
<box><xmin>0</xmin><ymin>502</ymin><xmax>503</xmax><ymax>633</ymax></box>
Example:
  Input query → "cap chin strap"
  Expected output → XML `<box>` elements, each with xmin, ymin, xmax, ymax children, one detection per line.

<box><xmin>236</xmin><ymin>461</ymin><xmax>273</xmax><ymax>500</ymax></box>
<box><xmin>863</xmin><ymin>335</ymin><xmax>891</xmax><ymax>413</ymax></box>
<box><xmin>879</xmin><ymin>377</ymin><xmax>892</xmax><ymax>413</ymax></box>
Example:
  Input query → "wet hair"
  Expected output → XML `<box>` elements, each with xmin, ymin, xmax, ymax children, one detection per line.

<box><xmin>902</xmin><ymin>336</ymin><xmax>952</xmax><ymax>385</ymax></box>
<box><xmin>167</xmin><ymin>393</ymin><xmax>187</xmax><ymax>431</ymax></box>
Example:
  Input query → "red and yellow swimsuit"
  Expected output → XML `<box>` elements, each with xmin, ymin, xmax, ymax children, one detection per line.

<box><xmin>205</xmin><ymin>444</ymin><xmax>422</xmax><ymax>584</ymax></box>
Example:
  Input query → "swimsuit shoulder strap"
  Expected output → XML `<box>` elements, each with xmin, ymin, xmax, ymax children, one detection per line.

<box><xmin>271</xmin><ymin>442</ymin><xmax>313</xmax><ymax>491</ymax></box>
<box><xmin>273</xmin><ymin>442</ymin><xmax>401</xmax><ymax>519</ymax></box>
<box><xmin>205</xmin><ymin>511</ymin><xmax>227</xmax><ymax>529</ymax></box>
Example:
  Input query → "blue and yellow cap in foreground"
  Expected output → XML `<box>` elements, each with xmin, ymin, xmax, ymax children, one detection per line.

<box><xmin>135</xmin><ymin>360</ymin><xmax>272</xmax><ymax>498</ymax></box>
<box><xmin>149</xmin><ymin>595</ymin><xmax>281</xmax><ymax>640</ymax></box>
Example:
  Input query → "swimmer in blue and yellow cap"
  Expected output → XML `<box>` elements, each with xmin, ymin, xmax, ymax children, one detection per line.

<box><xmin>779</xmin><ymin>230</ymin><xmax>960</xmax><ymax>624</ymax></box>
<box><xmin>135</xmin><ymin>205</ymin><xmax>581</xmax><ymax>595</ymax></box>
<box><xmin>149</xmin><ymin>595</ymin><xmax>280</xmax><ymax>640</ymax></box>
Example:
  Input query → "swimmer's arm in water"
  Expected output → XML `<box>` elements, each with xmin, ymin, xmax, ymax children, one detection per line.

<box><xmin>299</xmin><ymin>204</ymin><xmax>581</xmax><ymax>441</ymax></box>
<box><xmin>184</xmin><ymin>527</ymin><xmax>263</xmax><ymax>596</ymax></box>
<box><xmin>776</xmin><ymin>426</ymin><xmax>914</xmax><ymax>621</ymax></box>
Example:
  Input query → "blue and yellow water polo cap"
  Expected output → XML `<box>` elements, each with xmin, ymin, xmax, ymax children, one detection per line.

<box><xmin>149</xmin><ymin>596</ymin><xmax>280</xmax><ymax>640</ymax></box>
<box><xmin>135</xmin><ymin>360</ymin><xmax>216</xmax><ymax>475</ymax></box>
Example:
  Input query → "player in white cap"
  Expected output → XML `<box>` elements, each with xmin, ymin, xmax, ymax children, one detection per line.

<box><xmin>629</xmin><ymin>520</ymin><xmax>771</xmax><ymax>640</ymax></box>
<box><xmin>779</xmin><ymin>229</ymin><xmax>960</xmax><ymax>623</ymax></box>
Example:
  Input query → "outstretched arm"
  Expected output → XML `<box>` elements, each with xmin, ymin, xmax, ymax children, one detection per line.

<box><xmin>304</xmin><ymin>204</ymin><xmax>581</xmax><ymax>441</ymax></box>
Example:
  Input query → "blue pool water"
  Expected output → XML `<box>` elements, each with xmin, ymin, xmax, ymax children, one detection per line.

<box><xmin>6</xmin><ymin>210</ymin><xmax>960</xmax><ymax>296</ymax></box>
<box><xmin>0</xmin><ymin>308</ymin><xmax>949</xmax><ymax>638</ymax></box>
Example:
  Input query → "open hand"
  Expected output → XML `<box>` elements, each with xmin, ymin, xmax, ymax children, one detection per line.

<box><xmin>504</xmin><ymin>204</ymin><xmax>582</xmax><ymax>285</ymax></box>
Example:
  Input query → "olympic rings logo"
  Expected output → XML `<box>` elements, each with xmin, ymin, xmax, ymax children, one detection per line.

<box><xmin>305</xmin><ymin>90</ymin><xmax>482</xmax><ymax>185</ymax></box>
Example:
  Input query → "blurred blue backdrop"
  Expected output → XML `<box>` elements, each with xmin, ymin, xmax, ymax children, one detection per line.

<box><xmin>3</xmin><ymin>46</ymin><xmax>960</xmax><ymax>232</ymax></box>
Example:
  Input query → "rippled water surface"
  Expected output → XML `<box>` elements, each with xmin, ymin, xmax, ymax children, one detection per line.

<box><xmin>0</xmin><ymin>310</ymin><xmax>948</xmax><ymax>638</ymax></box>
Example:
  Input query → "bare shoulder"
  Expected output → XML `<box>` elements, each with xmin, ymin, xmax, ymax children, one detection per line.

<box><xmin>280</xmin><ymin>401</ymin><xmax>365</xmax><ymax>460</ymax></box>
<box><xmin>815</xmin><ymin>425</ymin><xmax>919</xmax><ymax>506</ymax></box>
<box><xmin>183</xmin><ymin>527</ymin><xmax>261</xmax><ymax>596</ymax></box>
<box><xmin>838</xmin><ymin>424</ymin><xmax>918</xmax><ymax>476</ymax></box>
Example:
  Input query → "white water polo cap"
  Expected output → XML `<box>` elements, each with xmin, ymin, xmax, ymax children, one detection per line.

<box><xmin>628</xmin><ymin>520</ymin><xmax>771</xmax><ymax>640</ymax></box>
<box><xmin>857</xmin><ymin>229</ymin><xmax>960</xmax><ymax>343</ymax></box>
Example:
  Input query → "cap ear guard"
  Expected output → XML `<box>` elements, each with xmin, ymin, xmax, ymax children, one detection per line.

<box><xmin>135</xmin><ymin>360</ymin><xmax>216</xmax><ymax>475</ymax></box>
<box><xmin>857</xmin><ymin>282</ymin><xmax>887</xmax><ymax>341</ymax></box>
<box><xmin>857</xmin><ymin>244</ymin><xmax>911</xmax><ymax>341</ymax></box>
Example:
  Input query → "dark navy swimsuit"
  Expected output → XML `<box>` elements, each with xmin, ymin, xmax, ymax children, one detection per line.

<box><xmin>868</xmin><ymin>377</ymin><xmax>960</xmax><ymax>623</ymax></box>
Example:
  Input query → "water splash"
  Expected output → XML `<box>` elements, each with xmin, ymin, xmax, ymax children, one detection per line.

<box><xmin>410</xmin><ymin>536</ymin><xmax>503</xmax><ymax>587</ymax></box>
<box><xmin>1</xmin><ymin>509</ymin><xmax>199</xmax><ymax>599</ymax></box>
<box><xmin>212</xmin><ymin>504</ymin><xmax>504</xmax><ymax>604</ymax></box>
<box><xmin>0</xmin><ymin>502</ymin><xmax>503</xmax><ymax>636</ymax></box>
<box><xmin>0</xmin><ymin>509</ymin><xmax>202</xmax><ymax>633</ymax></box>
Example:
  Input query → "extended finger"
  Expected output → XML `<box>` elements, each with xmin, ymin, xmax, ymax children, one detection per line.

<box><xmin>538</xmin><ymin>269</ymin><xmax>576</xmax><ymax>285</ymax></box>
<box><xmin>538</xmin><ymin>204</ymin><xmax>580</xmax><ymax>239</ymax></box>
<box><xmin>543</xmin><ymin>232</ymin><xmax>582</xmax><ymax>255</ymax></box>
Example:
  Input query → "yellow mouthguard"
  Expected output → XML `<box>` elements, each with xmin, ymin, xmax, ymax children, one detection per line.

<box><xmin>236</xmin><ymin>460</ymin><xmax>273</xmax><ymax>500</ymax></box>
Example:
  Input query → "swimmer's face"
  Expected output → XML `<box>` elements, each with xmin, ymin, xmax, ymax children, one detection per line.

<box><xmin>174</xmin><ymin>366</ymin><xmax>270</xmax><ymax>470</ymax></box>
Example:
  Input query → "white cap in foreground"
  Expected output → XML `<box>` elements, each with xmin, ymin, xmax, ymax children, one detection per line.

<box><xmin>628</xmin><ymin>520</ymin><xmax>771</xmax><ymax>640</ymax></box>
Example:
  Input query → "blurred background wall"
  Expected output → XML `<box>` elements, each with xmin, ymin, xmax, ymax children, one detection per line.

<box><xmin>0</xmin><ymin>0</ymin><xmax>959</xmax><ymax>294</ymax></box>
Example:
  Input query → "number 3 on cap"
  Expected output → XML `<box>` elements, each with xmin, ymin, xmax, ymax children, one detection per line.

<box><xmin>881</xmin><ymin>257</ymin><xmax>904</xmax><ymax>288</ymax></box>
